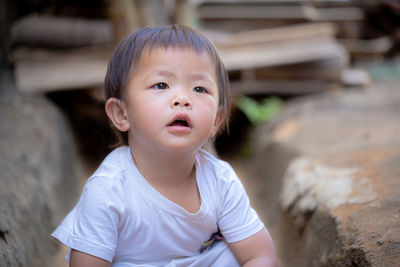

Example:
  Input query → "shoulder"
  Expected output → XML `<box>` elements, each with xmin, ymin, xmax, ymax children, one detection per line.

<box><xmin>197</xmin><ymin>149</ymin><xmax>251</xmax><ymax>199</ymax></box>
<box><xmin>82</xmin><ymin>146</ymin><xmax>132</xmax><ymax>207</ymax></box>
<box><xmin>197</xmin><ymin>149</ymin><xmax>234</xmax><ymax>178</ymax></box>
<box><xmin>196</xmin><ymin>149</ymin><xmax>240</xmax><ymax>195</ymax></box>
<box><xmin>197</xmin><ymin>149</ymin><xmax>231</xmax><ymax>170</ymax></box>
<box><xmin>88</xmin><ymin>146</ymin><xmax>134</xmax><ymax>187</ymax></box>
<box><xmin>91</xmin><ymin>146</ymin><xmax>130</xmax><ymax>179</ymax></box>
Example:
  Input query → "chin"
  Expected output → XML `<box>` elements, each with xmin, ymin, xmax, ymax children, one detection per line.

<box><xmin>162</xmin><ymin>142</ymin><xmax>203</xmax><ymax>154</ymax></box>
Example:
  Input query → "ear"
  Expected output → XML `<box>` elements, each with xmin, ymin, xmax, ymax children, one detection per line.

<box><xmin>210</xmin><ymin>109</ymin><xmax>226</xmax><ymax>138</ymax></box>
<box><xmin>105</xmin><ymin>98</ymin><xmax>130</xmax><ymax>132</ymax></box>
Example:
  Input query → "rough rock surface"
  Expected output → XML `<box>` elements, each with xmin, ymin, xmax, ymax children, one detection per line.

<box><xmin>250</xmin><ymin>78</ymin><xmax>400</xmax><ymax>266</ymax></box>
<box><xmin>0</xmin><ymin>73</ymin><xmax>82</xmax><ymax>266</ymax></box>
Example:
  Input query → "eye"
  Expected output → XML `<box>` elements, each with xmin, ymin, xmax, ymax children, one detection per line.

<box><xmin>193</xmin><ymin>86</ymin><xmax>208</xmax><ymax>93</ymax></box>
<box><xmin>152</xmin><ymin>83</ymin><xmax>169</xmax><ymax>90</ymax></box>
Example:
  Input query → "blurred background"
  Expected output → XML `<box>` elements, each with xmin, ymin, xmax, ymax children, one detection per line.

<box><xmin>1</xmin><ymin>0</ymin><xmax>400</xmax><ymax>266</ymax></box>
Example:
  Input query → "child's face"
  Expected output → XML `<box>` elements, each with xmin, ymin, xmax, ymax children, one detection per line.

<box><xmin>123</xmin><ymin>47</ymin><xmax>223</xmax><ymax>153</ymax></box>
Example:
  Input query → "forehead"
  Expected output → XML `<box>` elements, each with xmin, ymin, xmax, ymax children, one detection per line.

<box><xmin>135</xmin><ymin>47</ymin><xmax>217</xmax><ymax>77</ymax></box>
<box><xmin>142</xmin><ymin>45</ymin><xmax>213</xmax><ymax>62</ymax></box>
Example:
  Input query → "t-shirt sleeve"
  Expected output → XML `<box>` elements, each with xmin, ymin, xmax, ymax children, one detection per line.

<box><xmin>217</xmin><ymin>165</ymin><xmax>264</xmax><ymax>243</ymax></box>
<box><xmin>51</xmin><ymin>176</ymin><xmax>123</xmax><ymax>262</ymax></box>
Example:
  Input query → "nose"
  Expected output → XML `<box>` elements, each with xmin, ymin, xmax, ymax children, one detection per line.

<box><xmin>172</xmin><ymin>94</ymin><xmax>192</xmax><ymax>109</ymax></box>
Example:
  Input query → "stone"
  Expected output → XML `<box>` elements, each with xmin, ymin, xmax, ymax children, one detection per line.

<box><xmin>0</xmin><ymin>73</ymin><xmax>82</xmax><ymax>266</ymax></box>
<box><xmin>251</xmin><ymin>77</ymin><xmax>400</xmax><ymax>266</ymax></box>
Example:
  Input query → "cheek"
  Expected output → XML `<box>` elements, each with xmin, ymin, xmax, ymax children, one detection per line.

<box><xmin>129</xmin><ymin>99</ymin><xmax>164</xmax><ymax>128</ymax></box>
<box><xmin>196</xmin><ymin>103</ymin><xmax>219</xmax><ymax>129</ymax></box>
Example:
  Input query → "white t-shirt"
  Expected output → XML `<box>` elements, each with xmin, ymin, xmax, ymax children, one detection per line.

<box><xmin>52</xmin><ymin>146</ymin><xmax>264</xmax><ymax>266</ymax></box>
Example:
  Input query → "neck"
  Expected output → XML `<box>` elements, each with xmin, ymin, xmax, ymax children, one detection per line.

<box><xmin>128</xmin><ymin>143</ymin><xmax>198</xmax><ymax>187</ymax></box>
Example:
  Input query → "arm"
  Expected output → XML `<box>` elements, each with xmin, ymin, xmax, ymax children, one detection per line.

<box><xmin>70</xmin><ymin>249</ymin><xmax>111</xmax><ymax>267</ymax></box>
<box><xmin>229</xmin><ymin>228</ymin><xmax>277</xmax><ymax>267</ymax></box>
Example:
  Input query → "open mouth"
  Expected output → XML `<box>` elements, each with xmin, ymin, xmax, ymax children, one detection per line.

<box><xmin>170</xmin><ymin>119</ymin><xmax>190</xmax><ymax>127</ymax></box>
<box><xmin>168</xmin><ymin>114</ymin><xmax>191</xmax><ymax>128</ymax></box>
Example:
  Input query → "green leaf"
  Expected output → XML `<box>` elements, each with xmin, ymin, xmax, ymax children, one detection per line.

<box><xmin>236</xmin><ymin>95</ymin><xmax>282</xmax><ymax>125</ymax></box>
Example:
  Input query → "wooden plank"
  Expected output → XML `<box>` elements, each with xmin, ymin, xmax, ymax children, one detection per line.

<box><xmin>199</xmin><ymin>0</ymin><xmax>308</xmax><ymax>3</ymax></box>
<box><xmin>218</xmin><ymin>36</ymin><xmax>348</xmax><ymax>71</ymax></box>
<box><xmin>11</xmin><ymin>15</ymin><xmax>114</xmax><ymax>47</ymax></box>
<box><xmin>254</xmin><ymin>57</ymin><xmax>345</xmax><ymax>81</ymax></box>
<box><xmin>108</xmin><ymin>0</ymin><xmax>140</xmax><ymax>42</ymax></box>
<box><xmin>174</xmin><ymin>0</ymin><xmax>197</xmax><ymax>26</ymax></box>
<box><xmin>341</xmin><ymin>68</ymin><xmax>371</xmax><ymax>87</ymax></box>
<box><xmin>338</xmin><ymin>36</ymin><xmax>393</xmax><ymax>55</ymax></box>
<box><xmin>230</xmin><ymin>79</ymin><xmax>332</xmax><ymax>96</ymax></box>
<box><xmin>198</xmin><ymin>0</ymin><xmax>356</xmax><ymax>4</ymax></box>
<box><xmin>204</xmin><ymin>23</ymin><xmax>347</xmax><ymax>72</ymax></box>
<box><xmin>13</xmin><ymin>46</ymin><xmax>113</xmax><ymax>94</ymax></box>
<box><xmin>204</xmin><ymin>22</ymin><xmax>336</xmax><ymax>48</ymax></box>
<box><xmin>198</xmin><ymin>5</ymin><xmax>364</xmax><ymax>21</ymax></box>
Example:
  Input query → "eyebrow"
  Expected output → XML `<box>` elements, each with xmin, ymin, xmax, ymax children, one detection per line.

<box><xmin>155</xmin><ymin>70</ymin><xmax>176</xmax><ymax>78</ymax></box>
<box><xmin>190</xmin><ymin>73</ymin><xmax>215</xmax><ymax>85</ymax></box>
<box><xmin>154</xmin><ymin>70</ymin><xmax>215</xmax><ymax>85</ymax></box>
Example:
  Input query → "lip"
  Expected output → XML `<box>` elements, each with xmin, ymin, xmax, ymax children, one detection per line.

<box><xmin>167</xmin><ymin>113</ymin><xmax>192</xmax><ymax>132</ymax></box>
